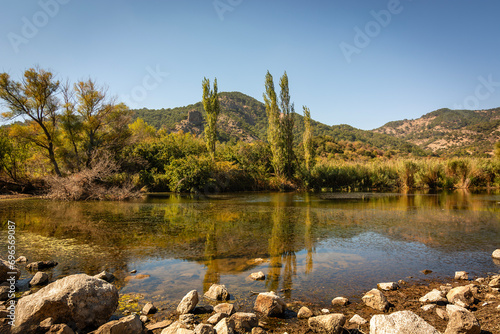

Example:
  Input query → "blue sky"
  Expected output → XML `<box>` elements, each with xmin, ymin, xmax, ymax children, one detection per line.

<box><xmin>1</xmin><ymin>0</ymin><xmax>500</xmax><ymax>130</ymax></box>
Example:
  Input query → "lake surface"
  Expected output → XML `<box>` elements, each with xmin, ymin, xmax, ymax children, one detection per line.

<box><xmin>1</xmin><ymin>191</ymin><xmax>499</xmax><ymax>311</ymax></box>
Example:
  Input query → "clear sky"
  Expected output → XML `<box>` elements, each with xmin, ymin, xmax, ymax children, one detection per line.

<box><xmin>1</xmin><ymin>0</ymin><xmax>500</xmax><ymax>130</ymax></box>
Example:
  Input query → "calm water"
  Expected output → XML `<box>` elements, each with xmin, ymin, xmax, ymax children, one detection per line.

<box><xmin>1</xmin><ymin>191</ymin><xmax>499</xmax><ymax>311</ymax></box>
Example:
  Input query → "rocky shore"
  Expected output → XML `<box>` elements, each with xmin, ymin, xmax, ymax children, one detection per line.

<box><xmin>0</xmin><ymin>250</ymin><xmax>499</xmax><ymax>334</ymax></box>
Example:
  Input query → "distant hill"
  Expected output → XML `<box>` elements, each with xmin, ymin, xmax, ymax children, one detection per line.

<box><xmin>131</xmin><ymin>92</ymin><xmax>428</xmax><ymax>156</ymax></box>
<box><xmin>374</xmin><ymin>108</ymin><xmax>500</xmax><ymax>156</ymax></box>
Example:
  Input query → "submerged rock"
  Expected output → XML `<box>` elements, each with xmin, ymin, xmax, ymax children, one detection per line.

<box><xmin>26</xmin><ymin>260</ymin><xmax>58</xmax><ymax>271</ymax></box>
<box><xmin>249</xmin><ymin>272</ymin><xmax>265</xmax><ymax>281</ymax></box>
<box><xmin>93</xmin><ymin>271</ymin><xmax>115</xmax><ymax>283</ymax></box>
<box><xmin>369</xmin><ymin>310</ymin><xmax>439</xmax><ymax>334</ymax></box>
<box><xmin>13</xmin><ymin>274</ymin><xmax>118</xmax><ymax>334</ymax></box>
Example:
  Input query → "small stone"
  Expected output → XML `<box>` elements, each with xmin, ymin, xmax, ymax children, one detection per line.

<box><xmin>377</xmin><ymin>282</ymin><xmax>399</xmax><ymax>291</ymax></box>
<box><xmin>492</xmin><ymin>249</ymin><xmax>500</xmax><ymax>259</ymax></box>
<box><xmin>419</xmin><ymin>289</ymin><xmax>447</xmax><ymax>303</ymax></box>
<box><xmin>447</xmin><ymin>285</ymin><xmax>475</xmax><ymax>308</ymax></box>
<box><xmin>177</xmin><ymin>290</ymin><xmax>199</xmax><ymax>314</ymax></box>
<box><xmin>15</xmin><ymin>256</ymin><xmax>27</xmax><ymax>263</ymax></box>
<box><xmin>421</xmin><ymin>269</ymin><xmax>433</xmax><ymax>275</ymax></box>
<box><xmin>440</xmin><ymin>285</ymin><xmax>452</xmax><ymax>294</ymax></box>
<box><xmin>207</xmin><ymin>313</ymin><xmax>228</xmax><ymax>325</ymax></box>
<box><xmin>130</xmin><ymin>269</ymin><xmax>137</xmax><ymax>273</ymax></box>
<box><xmin>445</xmin><ymin>304</ymin><xmax>481</xmax><ymax>334</ymax></box>
<box><xmin>331</xmin><ymin>297</ymin><xmax>349</xmax><ymax>306</ymax></box>
<box><xmin>26</xmin><ymin>260</ymin><xmax>58</xmax><ymax>271</ymax></box>
<box><xmin>398</xmin><ymin>280</ymin><xmax>407</xmax><ymax>285</ymax></box>
<box><xmin>204</xmin><ymin>284</ymin><xmax>230</xmax><ymax>301</ymax></box>
<box><xmin>213</xmin><ymin>318</ymin><xmax>235</xmax><ymax>334</ymax></box>
<box><xmin>475</xmin><ymin>277</ymin><xmax>485</xmax><ymax>284</ymax></box>
<box><xmin>362</xmin><ymin>288</ymin><xmax>388</xmax><ymax>311</ymax></box>
<box><xmin>421</xmin><ymin>304</ymin><xmax>436</xmax><ymax>311</ymax></box>
<box><xmin>253</xmin><ymin>291</ymin><xmax>286</xmax><ymax>317</ymax></box>
<box><xmin>194</xmin><ymin>323</ymin><xmax>215</xmax><ymax>334</ymax></box>
<box><xmin>142</xmin><ymin>302</ymin><xmax>157</xmax><ymax>315</ymax></box>
<box><xmin>455</xmin><ymin>271</ymin><xmax>469</xmax><ymax>280</ymax></box>
<box><xmin>230</xmin><ymin>312</ymin><xmax>258</xmax><ymax>332</ymax></box>
<box><xmin>251</xmin><ymin>327</ymin><xmax>266</xmax><ymax>334</ymax></box>
<box><xmin>179</xmin><ymin>313</ymin><xmax>196</xmax><ymax>326</ymax></box>
<box><xmin>140</xmin><ymin>315</ymin><xmax>148</xmax><ymax>323</ymax></box>
<box><xmin>146</xmin><ymin>319</ymin><xmax>173</xmax><ymax>331</ymax></box>
<box><xmin>489</xmin><ymin>276</ymin><xmax>500</xmax><ymax>288</ymax></box>
<box><xmin>214</xmin><ymin>303</ymin><xmax>234</xmax><ymax>316</ymax></box>
<box><xmin>370</xmin><ymin>311</ymin><xmax>439</xmax><ymax>334</ymax></box>
<box><xmin>94</xmin><ymin>271</ymin><xmax>115</xmax><ymax>283</ymax></box>
<box><xmin>297</xmin><ymin>306</ymin><xmax>313</xmax><ymax>319</ymax></box>
<box><xmin>349</xmin><ymin>314</ymin><xmax>367</xmax><ymax>325</ymax></box>
<box><xmin>249</xmin><ymin>272</ymin><xmax>265</xmax><ymax>280</ymax></box>
<box><xmin>436</xmin><ymin>308</ymin><xmax>448</xmax><ymax>320</ymax></box>
<box><xmin>321</xmin><ymin>308</ymin><xmax>330</xmax><ymax>314</ymax></box>
<box><xmin>308</xmin><ymin>314</ymin><xmax>346</xmax><ymax>334</ymax></box>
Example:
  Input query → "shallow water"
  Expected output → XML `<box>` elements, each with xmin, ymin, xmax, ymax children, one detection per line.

<box><xmin>1</xmin><ymin>191</ymin><xmax>499</xmax><ymax>309</ymax></box>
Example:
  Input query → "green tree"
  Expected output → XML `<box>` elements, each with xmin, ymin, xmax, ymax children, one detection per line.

<box><xmin>0</xmin><ymin>67</ymin><xmax>62</xmax><ymax>176</ymax></box>
<box><xmin>202</xmin><ymin>77</ymin><xmax>220</xmax><ymax>159</ymax></box>
<box><xmin>302</xmin><ymin>106</ymin><xmax>314</xmax><ymax>172</ymax></box>
<box><xmin>279</xmin><ymin>72</ymin><xmax>295</xmax><ymax>179</ymax></box>
<box><xmin>495</xmin><ymin>141</ymin><xmax>500</xmax><ymax>159</ymax></box>
<box><xmin>263</xmin><ymin>71</ymin><xmax>283</xmax><ymax>177</ymax></box>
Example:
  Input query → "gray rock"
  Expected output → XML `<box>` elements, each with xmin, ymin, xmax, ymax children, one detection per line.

<box><xmin>213</xmin><ymin>303</ymin><xmax>235</xmax><ymax>316</ymax></box>
<box><xmin>46</xmin><ymin>324</ymin><xmax>75</xmax><ymax>334</ymax></box>
<box><xmin>362</xmin><ymin>289</ymin><xmax>388</xmax><ymax>311</ymax></box>
<box><xmin>93</xmin><ymin>271</ymin><xmax>115</xmax><ymax>283</ymax></box>
<box><xmin>444</xmin><ymin>304</ymin><xmax>481</xmax><ymax>334</ymax></box>
<box><xmin>297</xmin><ymin>306</ymin><xmax>313</xmax><ymax>319</ymax></box>
<box><xmin>455</xmin><ymin>271</ymin><xmax>469</xmax><ymax>280</ymax></box>
<box><xmin>419</xmin><ymin>289</ymin><xmax>447</xmax><ymax>303</ymax></box>
<box><xmin>26</xmin><ymin>260</ymin><xmax>58</xmax><ymax>271</ymax></box>
<box><xmin>179</xmin><ymin>313</ymin><xmax>197</xmax><ymax>326</ymax></box>
<box><xmin>194</xmin><ymin>323</ymin><xmax>215</xmax><ymax>334</ymax></box>
<box><xmin>0</xmin><ymin>258</ymin><xmax>20</xmax><ymax>283</ymax></box>
<box><xmin>447</xmin><ymin>285</ymin><xmax>475</xmax><ymax>308</ymax></box>
<box><xmin>349</xmin><ymin>314</ymin><xmax>367</xmax><ymax>325</ymax></box>
<box><xmin>213</xmin><ymin>318</ymin><xmax>235</xmax><ymax>334</ymax></box>
<box><xmin>331</xmin><ymin>297</ymin><xmax>349</xmax><ymax>306</ymax></box>
<box><xmin>142</xmin><ymin>302</ymin><xmax>157</xmax><ymax>315</ymax></box>
<box><xmin>177</xmin><ymin>290</ymin><xmax>199</xmax><ymax>314</ymax></box>
<box><xmin>377</xmin><ymin>282</ymin><xmax>399</xmax><ymax>291</ymax></box>
<box><xmin>492</xmin><ymin>249</ymin><xmax>500</xmax><ymax>259</ymax></box>
<box><xmin>230</xmin><ymin>312</ymin><xmax>258</xmax><ymax>332</ymax></box>
<box><xmin>308</xmin><ymin>314</ymin><xmax>346</xmax><ymax>334</ymax></box>
<box><xmin>207</xmin><ymin>313</ymin><xmax>228</xmax><ymax>325</ymax></box>
<box><xmin>13</xmin><ymin>274</ymin><xmax>118</xmax><ymax>334</ymax></box>
<box><xmin>249</xmin><ymin>272</ymin><xmax>265</xmax><ymax>281</ymax></box>
<box><xmin>93</xmin><ymin>314</ymin><xmax>144</xmax><ymax>334</ymax></box>
<box><xmin>369</xmin><ymin>310</ymin><xmax>439</xmax><ymax>334</ymax></box>
<box><xmin>253</xmin><ymin>291</ymin><xmax>286</xmax><ymax>317</ymax></box>
<box><xmin>29</xmin><ymin>271</ymin><xmax>49</xmax><ymax>286</ymax></box>
<box><xmin>204</xmin><ymin>284</ymin><xmax>230</xmax><ymax>301</ymax></box>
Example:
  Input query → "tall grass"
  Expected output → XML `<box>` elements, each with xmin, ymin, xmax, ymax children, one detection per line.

<box><xmin>309</xmin><ymin>157</ymin><xmax>500</xmax><ymax>191</ymax></box>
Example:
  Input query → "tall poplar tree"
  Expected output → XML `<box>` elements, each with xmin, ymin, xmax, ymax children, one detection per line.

<box><xmin>302</xmin><ymin>106</ymin><xmax>314</xmax><ymax>173</ymax></box>
<box><xmin>202</xmin><ymin>77</ymin><xmax>220</xmax><ymax>159</ymax></box>
<box><xmin>279</xmin><ymin>72</ymin><xmax>295</xmax><ymax>179</ymax></box>
<box><xmin>263</xmin><ymin>71</ymin><xmax>283</xmax><ymax>177</ymax></box>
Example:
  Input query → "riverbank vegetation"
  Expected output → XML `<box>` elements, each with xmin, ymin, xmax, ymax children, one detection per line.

<box><xmin>1</xmin><ymin>67</ymin><xmax>500</xmax><ymax>198</ymax></box>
